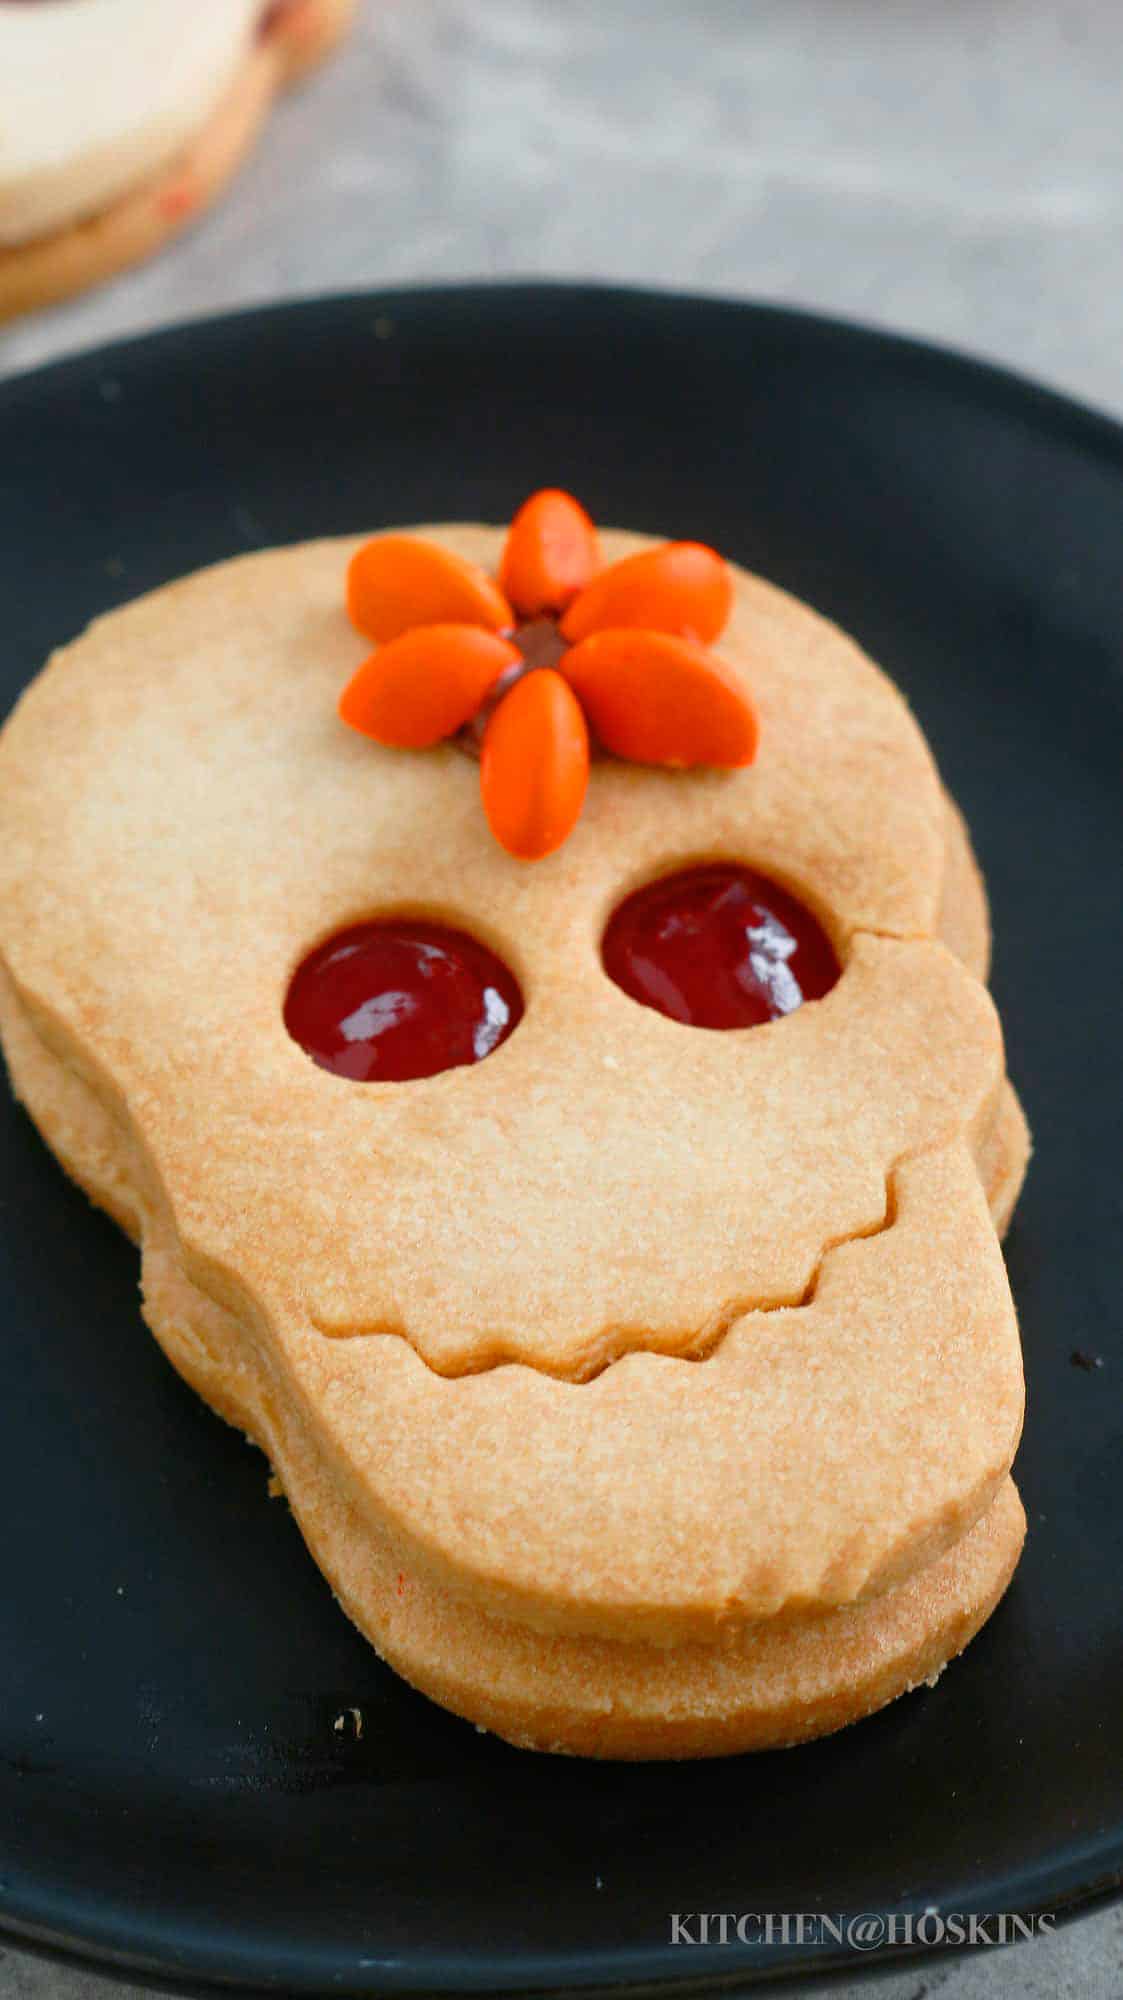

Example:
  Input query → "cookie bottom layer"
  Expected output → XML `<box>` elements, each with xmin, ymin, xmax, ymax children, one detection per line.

<box><xmin>310</xmin><ymin>1458</ymin><xmax>1025</xmax><ymax>1760</ymax></box>
<box><xmin>1</xmin><ymin>949</ymin><xmax>1026</xmax><ymax>1757</ymax></box>
<box><xmin>0</xmin><ymin>0</ymin><xmax>355</xmax><ymax>324</ymax></box>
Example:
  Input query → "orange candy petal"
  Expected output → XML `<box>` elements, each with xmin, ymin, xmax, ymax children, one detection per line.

<box><xmin>339</xmin><ymin>625</ymin><xmax>520</xmax><ymax>748</ymax></box>
<box><xmin>498</xmin><ymin>488</ymin><xmax>600</xmax><ymax>620</ymax></box>
<box><xmin>560</xmin><ymin>541</ymin><xmax>733</xmax><ymax>645</ymax></box>
<box><xmin>347</xmin><ymin>535</ymin><xmax>512</xmax><ymax>643</ymax></box>
<box><xmin>480</xmin><ymin>669</ymin><xmax>590</xmax><ymax>860</ymax></box>
<box><xmin>561</xmin><ymin>629</ymin><xmax>759</xmax><ymax>768</ymax></box>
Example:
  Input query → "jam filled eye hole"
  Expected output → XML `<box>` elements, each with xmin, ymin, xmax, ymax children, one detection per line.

<box><xmin>284</xmin><ymin>920</ymin><xmax>523</xmax><ymax>1081</ymax></box>
<box><xmin>602</xmin><ymin>864</ymin><xmax>839</xmax><ymax>1029</ymax></box>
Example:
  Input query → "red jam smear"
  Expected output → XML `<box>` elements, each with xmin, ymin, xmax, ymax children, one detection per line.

<box><xmin>284</xmin><ymin>920</ymin><xmax>523</xmax><ymax>1081</ymax></box>
<box><xmin>602</xmin><ymin>864</ymin><xmax>839</xmax><ymax>1029</ymax></box>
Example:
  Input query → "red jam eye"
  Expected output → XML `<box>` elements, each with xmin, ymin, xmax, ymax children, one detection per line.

<box><xmin>601</xmin><ymin>864</ymin><xmax>839</xmax><ymax>1029</ymax></box>
<box><xmin>284</xmin><ymin>920</ymin><xmax>523</xmax><ymax>1081</ymax></box>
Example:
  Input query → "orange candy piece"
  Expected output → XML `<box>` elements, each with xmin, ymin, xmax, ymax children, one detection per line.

<box><xmin>480</xmin><ymin>669</ymin><xmax>590</xmax><ymax>860</ymax></box>
<box><xmin>338</xmin><ymin>503</ymin><xmax>759</xmax><ymax>862</ymax></box>
<box><xmin>498</xmin><ymin>488</ymin><xmax>600</xmax><ymax>620</ymax></box>
<box><xmin>339</xmin><ymin>625</ymin><xmax>520</xmax><ymax>748</ymax></box>
<box><xmin>347</xmin><ymin>535</ymin><xmax>512</xmax><ymax>643</ymax></box>
<box><xmin>561</xmin><ymin>629</ymin><xmax>759</xmax><ymax>768</ymax></box>
<box><xmin>560</xmin><ymin>541</ymin><xmax>733</xmax><ymax>646</ymax></box>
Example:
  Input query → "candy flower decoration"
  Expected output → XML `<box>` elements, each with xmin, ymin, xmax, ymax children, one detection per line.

<box><xmin>339</xmin><ymin>489</ymin><xmax>759</xmax><ymax>860</ymax></box>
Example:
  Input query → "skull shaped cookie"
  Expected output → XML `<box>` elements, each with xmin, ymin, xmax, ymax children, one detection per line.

<box><xmin>0</xmin><ymin>498</ymin><xmax>1030</xmax><ymax>1757</ymax></box>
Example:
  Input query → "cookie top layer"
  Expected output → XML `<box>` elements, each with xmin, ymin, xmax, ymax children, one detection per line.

<box><xmin>0</xmin><ymin>530</ymin><xmax>1003</xmax><ymax>1380</ymax></box>
<box><xmin>0</xmin><ymin>530</ymin><xmax>1024</xmax><ymax>1626</ymax></box>
<box><xmin>302</xmin><ymin>1137</ymin><xmax>1022</xmax><ymax>1637</ymax></box>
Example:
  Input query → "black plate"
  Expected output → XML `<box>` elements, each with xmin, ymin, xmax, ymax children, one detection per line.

<box><xmin>1</xmin><ymin>286</ymin><xmax>1121</xmax><ymax>1996</ymax></box>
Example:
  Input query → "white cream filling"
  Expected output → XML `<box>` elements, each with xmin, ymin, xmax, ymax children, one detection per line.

<box><xmin>0</xmin><ymin>0</ymin><xmax>263</xmax><ymax>245</ymax></box>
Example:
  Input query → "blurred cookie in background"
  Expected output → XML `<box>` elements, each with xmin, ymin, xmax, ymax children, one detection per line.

<box><xmin>0</xmin><ymin>0</ymin><xmax>356</xmax><ymax>322</ymax></box>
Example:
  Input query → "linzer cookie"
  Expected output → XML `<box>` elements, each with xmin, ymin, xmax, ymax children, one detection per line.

<box><xmin>0</xmin><ymin>0</ymin><xmax>356</xmax><ymax>323</ymax></box>
<box><xmin>0</xmin><ymin>493</ymin><xmax>1030</xmax><ymax>1756</ymax></box>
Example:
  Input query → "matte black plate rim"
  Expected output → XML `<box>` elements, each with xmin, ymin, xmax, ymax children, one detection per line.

<box><xmin>4</xmin><ymin>278</ymin><xmax>1123</xmax><ymax>452</ymax></box>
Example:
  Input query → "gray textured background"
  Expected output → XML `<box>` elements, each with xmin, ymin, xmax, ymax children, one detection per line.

<box><xmin>1</xmin><ymin>2</ymin><xmax>1120</xmax><ymax>1996</ymax></box>
<box><xmin>3</xmin><ymin>0</ymin><xmax>1123</xmax><ymax>414</ymax></box>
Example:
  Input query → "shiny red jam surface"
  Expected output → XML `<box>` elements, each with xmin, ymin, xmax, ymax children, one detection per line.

<box><xmin>284</xmin><ymin>920</ymin><xmax>523</xmax><ymax>1081</ymax></box>
<box><xmin>602</xmin><ymin>864</ymin><xmax>839</xmax><ymax>1029</ymax></box>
